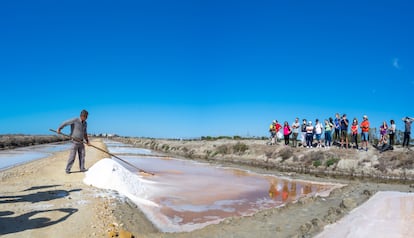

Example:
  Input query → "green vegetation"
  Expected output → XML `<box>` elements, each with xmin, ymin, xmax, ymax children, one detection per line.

<box><xmin>161</xmin><ymin>144</ymin><xmax>170</xmax><ymax>150</ymax></box>
<box><xmin>216</xmin><ymin>144</ymin><xmax>230</xmax><ymax>154</ymax></box>
<box><xmin>215</xmin><ymin>142</ymin><xmax>249</xmax><ymax>155</ymax></box>
<box><xmin>233</xmin><ymin>142</ymin><xmax>249</xmax><ymax>154</ymax></box>
<box><xmin>325</xmin><ymin>158</ymin><xmax>340</xmax><ymax>167</ymax></box>
<box><xmin>313</xmin><ymin>160</ymin><xmax>322</xmax><ymax>167</ymax></box>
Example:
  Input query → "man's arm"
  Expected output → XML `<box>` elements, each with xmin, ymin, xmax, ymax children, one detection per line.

<box><xmin>57</xmin><ymin>118</ymin><xmax>77</xmax><ymax>134</ymax></box>
<box><xmin>83</xmin><ymin>122</ymin><xmax>89</xmax><ymax>144</ymax></box>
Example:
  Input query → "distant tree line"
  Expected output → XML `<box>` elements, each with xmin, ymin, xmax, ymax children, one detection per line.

<box><xmin>0</xmin><ymin>135</ymin><xmax>68</xmax><ymax>150</ymax></box>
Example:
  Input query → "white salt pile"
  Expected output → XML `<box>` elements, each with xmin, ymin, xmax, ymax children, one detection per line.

<box><xmin>83</xmin><ymin>158</ymin><xmax>159</xmax><ymax>207</ymax></box>
<box><xmin>316</xmin><ymin>191</ymin><xmax>414</xmax><ymax>238</ymax></box>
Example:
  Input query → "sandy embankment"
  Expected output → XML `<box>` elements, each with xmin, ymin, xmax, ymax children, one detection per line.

<box><xmin>0</xmin><ymin>139</ymin><xmax>121</xmax><ymax>238</ymax></box>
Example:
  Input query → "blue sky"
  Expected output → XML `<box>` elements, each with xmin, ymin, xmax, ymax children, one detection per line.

<box><xmin>0</xmin><ymin>0</ymin><xmax>413</xmax><ymax>138</ymax></box>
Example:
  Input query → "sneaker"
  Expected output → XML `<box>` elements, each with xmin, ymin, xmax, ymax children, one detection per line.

<box><xmin>365</xmin><ymin>148</ymin><xmax>368</xmax><ymax>152</ymax></box>
<box><xmin>65</xmin><ymin>171</ymin><xmax>70</xmax><ymax>174</ymax></box>
<box><xmin>80</xmin><ymin>169</ymin><xmax>88</xmax><ymax>172</ymax></box>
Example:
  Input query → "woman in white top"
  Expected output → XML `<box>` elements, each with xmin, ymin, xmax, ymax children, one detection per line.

<box><xmin>306</xmin><ymin>121</ymin><xmax>314</xmax><ymax>148</ymax></box>
<box><xmin>314</xmin><ymin>119</ymin><xmax>323</xmax><ymax>148</ymax></box>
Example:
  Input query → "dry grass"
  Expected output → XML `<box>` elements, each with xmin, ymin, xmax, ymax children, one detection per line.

<box><xmin>376</xmin><ymin>152</ymin><xmax>414</xmax><ymax>170</ymax></box>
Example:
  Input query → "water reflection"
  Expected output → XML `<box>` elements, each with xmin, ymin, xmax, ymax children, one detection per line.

<box><xmin>103</xmin><ymin>140</ymin><xmax>342</xmax><ymax>232</ymax></box>
<box><xmin>267</xmin><ymin>178</ymin><xmax>330</xmax><ymax>203</ymax></box>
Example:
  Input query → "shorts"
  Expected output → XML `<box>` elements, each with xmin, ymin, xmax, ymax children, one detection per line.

<box><xmin>361</xmin><ymin>132</ymin><xmax>369</xmax><ymax>141</ymax></box>
<box><xmin>315</xmin><ymin>134</ymin><xmax>321</xmax><ymax>140</ymax></box>
<box><xmin>341</xmin><ymin>130</ymin><xmax>348</xmax><ymax>139</ymax></box>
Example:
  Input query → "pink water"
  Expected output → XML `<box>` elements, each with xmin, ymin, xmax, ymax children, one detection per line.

<box><xmin>105</xmin><ymin>141</ymin><xmax>341</xmax><ymax>232</ymax></box>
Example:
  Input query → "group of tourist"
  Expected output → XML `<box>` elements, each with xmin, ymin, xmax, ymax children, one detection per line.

<box><xmin>268</xmin><ymin>114</ymin><xmax>414</xmax><ymax>151</ymax></box>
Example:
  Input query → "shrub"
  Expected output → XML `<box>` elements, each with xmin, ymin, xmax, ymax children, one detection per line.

<box><xmin>233</xmin><ymin>142</ymin><xmax>248</xmax><ymax>154</ymax></box>
<box><xmin>326</xmin><ymin>158</ymin><xmax>340</xmax><ymax>167</ymax></box>
<box><xmin>216</xmin><ymin>144</ymin><xmax>230</xmax><ymax>154</ymax></box>
<box><xmin>233</xmin><ymin>135</ymin><xmax>242</xmax><ymax>140</ymax></box>
<box><xmin>279</xmin><ymin>148</ymin><xmax>293</xmax><ymax>161</ymax></box>
<box><xmin>313</xmin><ymin>160</ymin><xmax>322</xmax><ymax>167</ymax></box>
<box><xmin>302</xmin><ymin>151</ymin><xmax>325</xmax><ymax>166</ymax></box>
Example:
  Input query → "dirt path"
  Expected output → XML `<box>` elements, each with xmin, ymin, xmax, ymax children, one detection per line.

<box><xmin>0</xmin><ymin>139</ymin><xmax>118</xmax><ymax>238</ymax></box>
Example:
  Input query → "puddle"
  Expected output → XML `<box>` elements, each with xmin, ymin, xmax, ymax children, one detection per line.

<box><xmin>85</xmin><ymin>140</ymin><xmax>343</xmax><ymax>232</ymax></box>
<box><xmin>0</xmin><ymin>142</ymin><xmax>71</xmax><ymax>171</ymax></box>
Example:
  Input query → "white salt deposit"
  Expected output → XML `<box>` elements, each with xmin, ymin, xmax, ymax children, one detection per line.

<box><xmin>316</xmin><ymin>191</ymin><xmax>414</xmax><ymax>238</ymax></box>
<box><xmin>83</xmin><ymin>158</ymin><xmax>160</xmax><ymax>207</ymax></box>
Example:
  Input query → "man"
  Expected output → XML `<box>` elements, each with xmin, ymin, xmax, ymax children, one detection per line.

<box><xmin>340</xmin><ymin>114</ymin><xmax>349</xmax><ymax>149</ymax></box>
<box><xmin>360</xmin><ymin>115</ymin><xmax>370</xmax><ymax>151</ymax></box>
<box><xmin>57</xmin><ymin>110</ymin><xmax>90</xmax><ymax>174</ymax></box>
<box><xmin>402</xmin><ymin>116</ymin><xmax>414</xmax><ymax>150</ymax></box>
<box><xmin>291</xmin><ymin>118</ymin><xmax>300</xmax><ymax>147</ymax></box>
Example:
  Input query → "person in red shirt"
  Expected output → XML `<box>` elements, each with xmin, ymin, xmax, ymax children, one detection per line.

<box><xmin>360</xmin><ymin>115</ymin><xmax>370</xmax><ymax>151</ymax></box>
<box><xmin>274</xmin><ymin>120</ymin><xmax>282</xmax><ymax>143</ymax></box>
<box><xmin>351</xmin><ymin>118</ymin><xmax>359</xmax><ymax>149</ymax></box>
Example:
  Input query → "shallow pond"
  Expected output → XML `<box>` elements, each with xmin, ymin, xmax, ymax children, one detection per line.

<box><xmin>0</xmin><ymin>142</ymin><xmax>71</xmax><ymax>171</ymax></box>
<box><xmin>85</xmin><ymin>140</ymin><xmax>342</xmax><ymax>232</ymax></box>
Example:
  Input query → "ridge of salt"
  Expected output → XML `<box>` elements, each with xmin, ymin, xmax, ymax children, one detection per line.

<box><xmin>83</xmin><ymin>158</ymin><xmax>159</xmax><ymax>207</ymax></box>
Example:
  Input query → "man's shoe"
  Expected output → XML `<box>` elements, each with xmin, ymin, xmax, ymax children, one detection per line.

<box><xmin>65</xmin><ymin>171</ymin><xmax>70</xmax><ymax>174</ymax></box>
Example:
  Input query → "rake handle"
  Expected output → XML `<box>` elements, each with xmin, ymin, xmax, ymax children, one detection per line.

<box><xmin>49</xmin><ymin>129</ymin><xmax>154</xmax><ymax>175</ymax></box>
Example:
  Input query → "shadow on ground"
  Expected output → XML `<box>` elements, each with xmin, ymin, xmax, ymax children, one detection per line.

<box><xmin>0</xmin><ymin>208</ymin><xmax>78</xmax><ymax>235</ymax></box>
<box><xmin>0</xmin><ymin>185</ymin><xmax>80</xmax><ymax>235</ymax></box>
<box><xmin>0</xmin><ymin>185</ymin><xmax>81</xmax><ymax>204</ymax></box>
